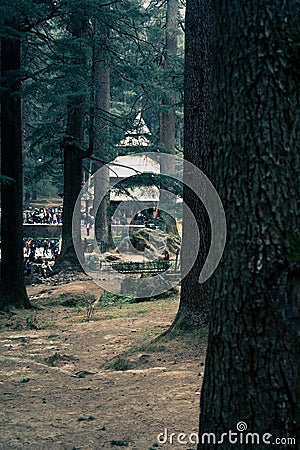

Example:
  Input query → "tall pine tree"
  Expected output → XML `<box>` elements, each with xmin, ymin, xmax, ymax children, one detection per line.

<box><xmin>0</xmin><ymin>19</ymin><xmax>31</xmax><ymax>310</ymax></box>
<box><xmin>200</xmin><ymin>0</ymin><xmax>300</xmax><ymax>445</ymax></box>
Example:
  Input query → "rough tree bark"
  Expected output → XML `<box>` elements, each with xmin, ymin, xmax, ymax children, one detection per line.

<box><xmin>0</xmin><ymin>28</ymin><xmax>31</xmax><ymax>310</ymax></box>
<box><xmin>199</xmin><ymin>0</ymin><xmax>300</xmax><ymax>447</ymax></box>
<box><xmin>170</xmin><ymin>0</ymin><xmax>212</xmax><ymax>329</ymax></box>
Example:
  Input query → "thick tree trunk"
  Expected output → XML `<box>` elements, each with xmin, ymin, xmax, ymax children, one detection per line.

<box><xmin>93</xmin><ymin>26</ymin><xmax>113</xmax><ymax>250</ymax></box>
<box><xmin>199</xmin><ymin>0</ymin><xmax>300</xmax><ymax>446</ymax></box>
<box><xmin>171</xmin><ymin>0</ymin><xmax>212</xmax><ymax>329</ymax></box>
<box><xmin>0</xmin><ymin>32</ymin><xmax>30</xmax><ymax>310</ymax></box>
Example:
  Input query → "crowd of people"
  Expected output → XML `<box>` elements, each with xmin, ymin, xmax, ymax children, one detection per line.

<box><xmin>23</xmin><ymin>238</ymin><xmax>60</xmax><ymax>278</ymax></box>
<box><xmin>24</xmin><ymin>238</ymin><xmax>60</xmax><ymax>259</ymax></box>
<box><xmin>21</xmin><ymin>206</ymin><xmax>164</xmax><ymax>279</ymax></box>
<box><xmin>22</xmin><ymin>206</ymin><xmax>162</xmax><ymax>228</ymax></box>
<box><xmin>23</xmin><ymin>206</ymin><xmax>63</xmax><ymax>224</ymax></box>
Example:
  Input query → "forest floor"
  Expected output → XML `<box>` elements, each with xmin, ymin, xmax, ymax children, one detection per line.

<box><xmin>0</xmin><ymin>273</ymin><xmax>207</xmax><ymax>450</ymax></box>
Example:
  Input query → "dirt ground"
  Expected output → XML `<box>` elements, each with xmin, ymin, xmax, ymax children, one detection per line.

<box><xmin>0</xmin><ymin>274</ymin><xmax>207</xmax><ymax>450</ymax></box>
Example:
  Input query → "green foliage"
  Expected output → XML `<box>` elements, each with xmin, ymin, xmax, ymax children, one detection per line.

<box><xmin>99</xmin><ymin>291</ymin><xmax>135</xmax><ymax>306</ymax></box>
<box><xmin>2</xmin><ymin>0</ymin><xmax>185</xmax><ymax>213</ymax></box>
<box><xmin>113</xmin><ymin>172</ymin><xmax>183</xmax><ymax>197</ymax></box>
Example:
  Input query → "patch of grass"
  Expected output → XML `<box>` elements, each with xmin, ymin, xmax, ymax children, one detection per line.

<box><xmin>103</xmin><ymin>340</ymin><xmax>166</xmax><ymax>371</ymax></box>
<box><xmin>1</xmin><ymin>314</ymin><xmax>54</xmax><ymax>332</ymax></box>
<box><xmin>44</xmin><ymin>352</ymin><xmax>78</xmax><ymax>367</ymax></box>
<box><xmin>59</xmin><ymin>293</ymin><xmax>95</xmax><ymax>308</ymax></box>
<box><xmin>99</xmin><ymin>291</ymin><xmax>135</xmax><ymax>307</ymax></box>
<box><xmin>158</xmin><ymin>318</ymin><xmax>209</xmax><ymax>340</ymax></box>
<box><xmin>26</xmin><ymin>315</ymin><xmax>39</xmax><ymax>330</ymax></box>
<box><xmin>104</xmin><ymin>324</ymin><xmax>208</xmax><ymax>371</ymax></box>
<box><xmin>105</xmin><ymin>356</ymin><xmax>133</xmax><ymax>371</ymax></box>
<box><xmin>12</xmin><ymin>322</ymin><xmax>24</xmax><ymax>330</ymax></box>
<box><xmin>135</xmin><ymin>342</ymin><xmax>166</xmax><ymax>353</ymax></box>
<box><xmin>102</xmin><ymin>321</ymin><xmax>184</xmax><ymax>371</ymax></box>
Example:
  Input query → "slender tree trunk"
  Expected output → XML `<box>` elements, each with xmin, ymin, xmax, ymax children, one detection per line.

<box><xmin>93</xmin><ymin>25</ymin><xmax>113</xmax><ymax>250</ymax></box>
<box><xmin>0</xmin><ymin>31</ymin><xmax>30</xmax><ymax>310</ymax></box>
<box><xmin>55</xmin><ymin>11</ymin><xmax>88</xmax><ymax>270</ymax></box>
<box><xmin>160</xmin><ymin>0</ymin><xmax>178</xmax><ymax>156</ymax></box>
<box><xmin>24</xmin><ymin>191</ymin><xmax>30</xmax><ymax>210</ymax></box>
<box><xmin>159</xmin><ymin>0</ymin><xmax>179</xmax><ymax>236</ymax></box>
<box><xmin>199</xmin><ymin>0</ymin><xmax>300</xmax><ymax>446</ymax></box>
<box><xmin>170</xmin><ymin>0</ymin><xmax>212</xmax><ymax>329</ymax></box>
<box><xmin>56</xmin><ymin>132</ymin><xmax>84</xmax><ymax>270</ymax></box>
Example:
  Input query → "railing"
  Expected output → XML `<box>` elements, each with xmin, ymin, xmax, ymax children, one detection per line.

<box><xmin>111</xmin><ymin>259</ymin><xmax>171</xmax><ymax>274</ymax></box>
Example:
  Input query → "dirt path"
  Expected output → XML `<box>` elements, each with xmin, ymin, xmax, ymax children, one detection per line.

<box><xmin>0</xmin><ymin>277</ymin><xmax>207</xmax><ymax>450</ymax></box>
